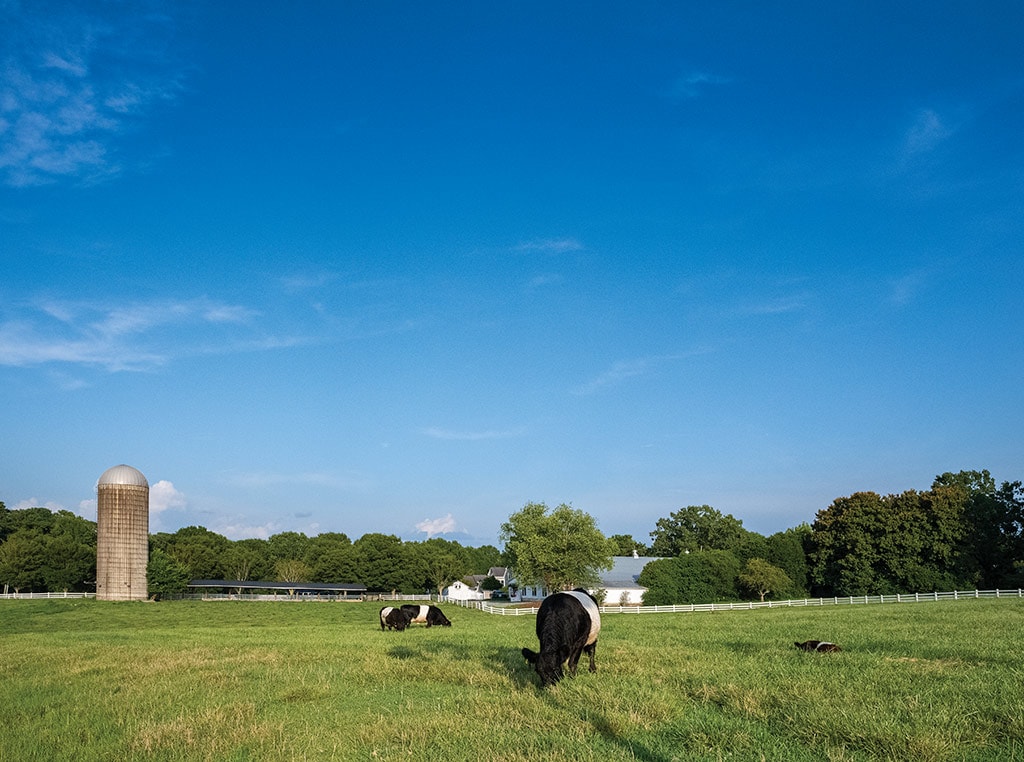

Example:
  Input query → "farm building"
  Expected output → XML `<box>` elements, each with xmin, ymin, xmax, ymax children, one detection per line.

<box><xmin>597</xmin><ymin>555</ymin><xmax>663</xmax><ymax>605</ymax></box>
<box><xmin>96</xmin><ymin>464</ymin><xmax>149</xmax><ymax>601</ymax></box>
<box><xmin>473</xmin><ymin>555</ymin><xmax>663</xmax><ymax>604</ymax></box>
<box><xmin>443</xmin><ymin>579</ymin><xmax>486</xmax><ymax>602</ymax></box>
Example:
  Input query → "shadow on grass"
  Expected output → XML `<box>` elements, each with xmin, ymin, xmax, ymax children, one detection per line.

<box><xmin>587</xmin><ymin>712</ymin><xmax>671</xmax><ymax>762</ymax></box>
<box><xmin>491</xmin><ymin>646</ymin><xmax>535</xmax><ymax>689</ymax></box>
<box><xmin>511</xmin><ymin>648</ymin><xmax>674</xmax><ymax>762</ymax></box>
<box><xmin>385</xmin><ymin>631</ymin><xmax>672</xmax><ymax>760</ymax></box>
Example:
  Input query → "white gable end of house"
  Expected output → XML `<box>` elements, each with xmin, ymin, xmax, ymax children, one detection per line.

<box><xmin>443</xmin><ymin>579</ymin><xmax>484</xmax><ymax>602</ymax></box>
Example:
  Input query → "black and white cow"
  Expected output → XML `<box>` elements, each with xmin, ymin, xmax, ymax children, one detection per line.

<box><xmin>379</xmin><ymin>605</ymin><xmax>412</xmax><ymax>631</ymax></box>
<box><xmin>400</xmin><ymin>604</ymin><xmax>452</xmax><ymax>628</ymax></box>
<box><xmin>795</xmin><ymin>639</ymin><xmax>841</xmax><ymax>653</ymax></box>
<box><xmin>521</xmin><ymin>588</ymin><xmax>601</xmax><ymax>687</ymax></box>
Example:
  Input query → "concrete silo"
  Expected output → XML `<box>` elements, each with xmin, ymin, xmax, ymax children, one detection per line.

<box><xmin>96</xmin><ymin>464</ymin><xmax>150</xmax><ymax>601</ymax></box>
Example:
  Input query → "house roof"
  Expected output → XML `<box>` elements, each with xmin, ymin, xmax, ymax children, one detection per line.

<box><xmin>597</xmin><ymin>556</ymin><xmax>663</xmax><ymax>588</ymax></box>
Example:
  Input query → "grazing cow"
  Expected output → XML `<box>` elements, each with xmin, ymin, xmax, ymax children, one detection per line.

<box><xmin>379</xmin><ymin>606</ymin><xmax>412</xmax><ymax>631</ymax></box>
<box><xmin>521</xmin><ymin>588</ymin><xmax>601</xmax><ymax>687</ymax></box>
<box><xmin>400</xmin><ymin>604</ymin><xmax>452</xmax><ymax>628</ymax></box>
<box><xmin>795</xmin><ymin>639</ymin><xmax>841</xmax><ymax>653</ymax></box>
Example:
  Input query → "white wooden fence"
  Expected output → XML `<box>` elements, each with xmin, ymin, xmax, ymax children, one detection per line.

<box><xmin>0</xmin><ymin>591</ymin><xmax>95</xmax><ymax>600</ymax></box>
<box><xmin>4</xmin><ymin>589</ymin><xmax>1022</xmax><ymax>609</ymax></box>
<box><xmin>449</xmin><ymin>588</ymin><xmax>1024</xmax><ymax>616</ymax></box>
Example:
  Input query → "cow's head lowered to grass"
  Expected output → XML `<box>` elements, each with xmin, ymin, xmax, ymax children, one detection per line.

<box><xmin>521</xmin><ymin>589</ymin><xmax>601</xmax><ymax>687</ymax></box>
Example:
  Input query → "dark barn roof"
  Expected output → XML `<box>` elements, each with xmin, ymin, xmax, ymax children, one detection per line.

<box><xmin>188</xmin><ymin>580</ymin><xmax>366</xmax><ymax>593</ymax></box>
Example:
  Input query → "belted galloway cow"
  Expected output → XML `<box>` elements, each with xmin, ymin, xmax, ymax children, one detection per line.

<box><xmin>400</xmin><ymin>604</ymin><xmax>452</xmax><ymax>627</ymax></box>
<box><xmin>521</xmin><ymin>588</ymin><xmax>600</xmax><ymax>687</ymax></box>
<box><xmin>379</xmin><ymin>605</ymin><xmax>412</xmax><ymax>631</ymax></box>
<box><xmin>795</xmin><ymin>639</ymin><xmax>841</xmax><ymax>653</ymax></box>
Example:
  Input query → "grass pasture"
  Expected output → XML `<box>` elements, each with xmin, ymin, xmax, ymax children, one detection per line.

<box><xmin>1</xmin><ymin>598</ymin><xmax>1022</xmax><ymax>761</ymax></box>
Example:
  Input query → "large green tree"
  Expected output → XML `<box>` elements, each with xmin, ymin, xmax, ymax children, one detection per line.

<box><xmin>151</xmin><ymin>526</ymin><xmax>230</xmax><ymax>580</ymax></box>
<box><xmin>147</xmin><ymin>548</ymin><xmax>190</xmax><ymax>600</ymax></box>
<box><xmin>353</xmin><ymin>533</ymin><xmax>421</xmax><ymax>593</ymax></box>
<box><xmin>937</xmin><ymin>471</ymin><xmax>1024</xmax><ymax>588</ymax></box>
<box><xmin>465</xmin><ymin>544</ymin><xmax>504</xmax><ymax>575</ymax></box>
<box><xmin>0</xmin><ymin>507</ymin><xmax>97</xmax><ymax>593</ymax></box>
<box><xmin>638</xmin><ymin>550</ymin><xmax>741</xmax><ymax>605</ymax></box>
<box><xmin>500</xmin><ymin>502</ymin><xmax>614</xmax><ymax>591</ymax></box>
<box><xmin>42</xmin><ymin>534</ymin><xmax>95</xmax><ymax>593</ymax></box>
<box><xmin>221</xmin><ymin>538</ymin><xmax>272</xmax><ymax>584</ymax></box>
<box><xmin>764</xmin><ymin>525</ymin><xmax>811</xmax><ymax>597</ymax></box>
<box><xmin>809</xmin><ymin>482</ymin><xmax>971</xmax><ymax>596</ymax></box>
<box><xmin>738</xmin><ymin>558</ymin><xmax>792</xmax><ymax>602</ymax></box>
<box><xmin>609</xmin><ymin>533</ymin><xmax>649</xmax><ymax>556</ymax></box>
<box><xmin>649</xmin><ymin>505</ymin><xmax>747</xmax><ymax>556</ymax></box>
<box><xmin>415</xmin><ymin>538</ymin><xmax>470</xmax><ymax>596</ymax></box>
<box><xmin>0</xmin><ymin>529</ymin><xmax>46</xmax><ymax>592</ymax></box>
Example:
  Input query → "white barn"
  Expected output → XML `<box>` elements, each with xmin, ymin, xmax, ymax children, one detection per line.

<box><xmin>597</xmin><ymin>555</ymin><xmax>662</xmax><ymax>605</ymax></box>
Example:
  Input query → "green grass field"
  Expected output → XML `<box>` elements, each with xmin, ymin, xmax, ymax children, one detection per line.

<box><xmin>2</xmin><ymin>598</ymin><xmax>1022</xmax><ymax>761</ymax></box>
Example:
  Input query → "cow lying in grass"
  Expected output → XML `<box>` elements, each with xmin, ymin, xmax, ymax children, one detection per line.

<box><xmin>795</xmin><ymin>639</ymin><xmax>841</xmax><ymax>652</ymax></box>
<box><xmin>521</xmin><ymin>589</ymin><xmax>601</xmax><ymax>687</ymax></box>
<box><xmin>379</xmin><ymin>606</ymin><xmax>412</xmax><ymax>631</ymax></box>
<box><xmin>400</xmin><ymin>604</ymin><xmax>452</xmax><ymax>627</ymax></box>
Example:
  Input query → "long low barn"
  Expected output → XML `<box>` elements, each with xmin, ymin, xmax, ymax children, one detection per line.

<box><xmin>189</xmin><ymin>579</ymin><xmax>367</xmax><ymax>597</ymax></box>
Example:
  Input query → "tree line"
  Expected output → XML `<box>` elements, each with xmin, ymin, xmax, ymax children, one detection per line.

<box><xmin>632</xmin><ymin>469</ymin><xmax>1023</xmax><ymax>604</ymax></box>
<box><xmin>1</xmin><ymin>468</ymin><xmax>1020</xmax><ymax>602</ymax></box>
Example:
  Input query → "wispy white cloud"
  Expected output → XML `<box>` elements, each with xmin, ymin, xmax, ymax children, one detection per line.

<box><xmin>214</xmin><ymin>521</ymin><xmax>282</xmax><ymax>541</ymax></box>
<box><xmin>421</xmin><ymin>427</ymin><xmax>525</xmax><ymax>441</ymax></box>
<box><xmin>739</xmin><ymin>294</ymin><xmax>809</xmax><ymax>316</ymax></box>
<box><xmin>12</xmin><ymin>497</ymin><xmax>65</xmax><ymax>512</ymax></box>
<box><xmin>0</xmin><ymin>2</ymin><xmax>186</xmax><ymax>186</ymax></box>
<box><xmin>515</xmin><ymin>238</ymin><xmax>584</xmax><ymax>254</ymax></box>
<box><xmin>280</xmin><ymin>271</ymin><xmax>340</xmax><ymax>292</ymax></box>
<box><xmin>526</xmin><ymin>273</ymin><xmax>564</xmax><ymax>290</ymax></box>
<box><xmin>668</xmin><ymin>70</ymin><xmax>731</xmax><ymax>99</ymax></box>
<box><xmin>573</xmin><ymin>358</ymin><xmax>653</xmax><ymax>395</ymax></box>
<box><xmin>901</xmin><ymin>109</ymin><xmax>953</xmax><ymax>160</ymax></box>
<box><xmin>886</xmin><ymin>268</ymin><xmax>932</xmax><ymax>306</ymax></box>
<box><xmin>415</xmin><ymin>513</ymin><xmax>457</xmax><ymax>537</ymax></box>
<box><xmin>573</xmin><ymin>351</ymin><xmax>708</xmax><ymax>395</ymax></box>
<box><xmin>78</xmin><ymin>499</ymin><xmax>97</xmax><ymax>521</ymax></box>
<box><xmin>0</xmin><ymin>297</ymin><xmax>259</xmax><ymax>371</ymax></box>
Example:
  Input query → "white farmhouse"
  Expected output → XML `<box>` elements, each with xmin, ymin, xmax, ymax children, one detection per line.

<box><xmin>443</xmin><ymin>579</ymin><xmax>485</xmax><ymax>602</ymax></box>
<box><xmin>502</xmin><ymin>555</ymin><xmax>663</xmax><ymax>605</ymax></box>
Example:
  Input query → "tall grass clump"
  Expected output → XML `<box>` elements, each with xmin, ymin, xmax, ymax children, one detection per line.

<box><xmin>2</xmin><ymin>597</ymin><xmax>1022</xmax><ymax>761</ymax></box>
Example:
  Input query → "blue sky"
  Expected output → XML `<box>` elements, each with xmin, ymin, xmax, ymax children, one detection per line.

<box><xmin>2</xmin><ymin>1</ymin><xmax>1022</xmax><ymax>547</ymax></box>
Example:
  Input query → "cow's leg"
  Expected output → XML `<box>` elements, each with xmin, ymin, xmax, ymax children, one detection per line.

<box><xmin>567</xmin><ymin>646</ymin><xmax>583</xmax><ymax>676</ymax></box>
<box><xmin>584</xmin><ymin>643</ymin><xmax>597</xmax><ymax>673</ymax></box>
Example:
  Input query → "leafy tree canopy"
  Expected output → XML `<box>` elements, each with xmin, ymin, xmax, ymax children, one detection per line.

<box><xmin>738</xmin><ymin>558</ymin><xmax>792</xmax><ymax>602</ymax></box>
<box><xmin>147</xmin><ymin>548</ymin><xmax>189</xmax><ymax>600</ymax></box>
<box><xmin>500</xmin><ymin>502</ymin><xmax>614</xmax><ymax>591</ymax></box>
<box><xmin>638</xmin><ymin>550</ymin><xmax>741</xmax><ymax>605</ymax></box>
<box><xmin>608</xmin><ymin>533</ymin><xmax>649</xmax><ymax>556</ymax></box>
<box><xmin>649</xmin><ymin>505</ymin><xmax>747</xmax><ymax>556</ymax></box>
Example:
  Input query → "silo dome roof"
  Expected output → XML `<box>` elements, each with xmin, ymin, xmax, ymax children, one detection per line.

<box><xmin>98</xmin><ymin>464</ymin><xmax>149</xmax><ymax>488</ymax></box>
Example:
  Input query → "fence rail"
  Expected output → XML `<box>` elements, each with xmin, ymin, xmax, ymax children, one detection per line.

<box><xmin>4</xmin><ymin>589</ymin><xmax>1022</xmax><ymax>609</ymax></box>
<box><xmin>448</xmin><ymin>588</ymin><xmax>1024</xmax><ymax>616</ymax></box>
<box><xmin>0</xmin><ymin>592</ymin><xmax>434</xmax><ymax>602</ymax></box>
